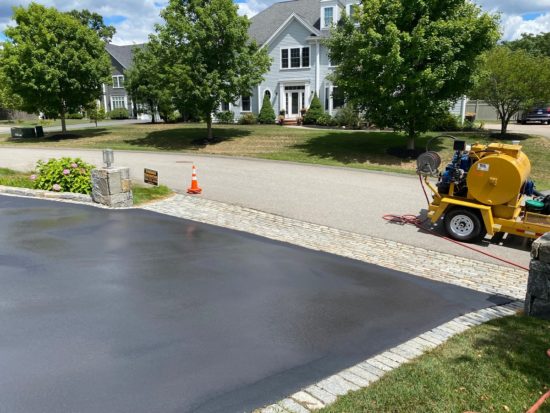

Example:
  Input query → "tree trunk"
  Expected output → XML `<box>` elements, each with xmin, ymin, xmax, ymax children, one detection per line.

<box><xmin>206</xmin><ymin>115</ymin><xmax>213</xmax><ymax>141</ymax></box>
<box><xmin>60</xmin><ymin>108</ymin><xmax>67</xmax><ymax>134</ymax></box>
<box><xmin>501</xmin><ymin>117</ymin><xmax>508</xmax><ymax>135</ymax></box>
<box><xmin>406</xmin><ymin>119</ymin><xmax>416</xmax><ymax>151</ymax></box>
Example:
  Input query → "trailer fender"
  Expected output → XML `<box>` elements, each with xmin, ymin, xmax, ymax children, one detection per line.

<box><xmin>432</xmin><ymin>198</ymin><xmax>495</xmax><ymax>236</ymax></box>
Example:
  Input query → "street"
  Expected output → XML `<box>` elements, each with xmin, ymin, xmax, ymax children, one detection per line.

<box><xmin>0</xmin><ymin>146</ymin><xmax>532</xmax><ymax>267</ymax></box>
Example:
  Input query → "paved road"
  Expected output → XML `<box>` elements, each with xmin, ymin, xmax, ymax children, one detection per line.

<box><xmin>0</xmin><ymin>196</ymin><xmax>506</xmax><ymax>413</ymax></box>
<box><xmin>0</xmin><ymin>119</ymin><xmax>147</xmax><ymax>135</ymax></box>
<box><xmin>0</xmin><ymin>146</ymin><xmax>533</xmax><ymax>267</ymax></box>
<box><xmin>485</xmin><ymin>121</ymin><xmax>550</xmax><ymax>139</ymax></box>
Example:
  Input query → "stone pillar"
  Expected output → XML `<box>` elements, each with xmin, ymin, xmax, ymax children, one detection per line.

<box><xmin>91</xmin><ymin>167</ymin><xmax>133</xmax><ymax>208</ymax></box>
<box><xmin>524</xmin><ymin>232</ymin><xmax>550</xmax><ymax>319</ymax></box>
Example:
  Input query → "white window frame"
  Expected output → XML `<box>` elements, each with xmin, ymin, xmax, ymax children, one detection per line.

<box><xmin>112</xmin><ymin>75</ymin><xmax>125</xmax><ymax>89</ymax></box>
<box><xmin>110</xmin><ymin>95</ymin><xmax>127</xmax><ymax>110</ymax></box>
<box><xmin>322</xmin><ymin>6</ymin><xmax>334</xmax><ymax>28</ymax></box>
<box><xmin>241</xmin><ymin>95</ymin><xmax>251</xmax><ymax>112</ymax></box>
<box><xmin>280</xmin><ymin>47</ymin><xmax>311</xmax><ymax>70</ymax></box>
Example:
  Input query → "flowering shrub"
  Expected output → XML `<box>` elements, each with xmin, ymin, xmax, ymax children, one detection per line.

<box><xmin>32</xmin><ymin>157</ymin><xmax>95</xmax><ymax>194</ymax></box>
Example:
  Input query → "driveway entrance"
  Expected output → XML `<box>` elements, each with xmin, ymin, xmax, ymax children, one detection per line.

<box><xmin>0</xmin><ymin>196</ymin><xmax>507</xmax><ymax>412</ymax></box>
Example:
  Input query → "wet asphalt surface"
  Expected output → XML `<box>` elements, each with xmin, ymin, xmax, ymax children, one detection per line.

<box><xmin>0</xmin><ymin>195</ymin><xmax>508</xmax><ymax>413</ymax></box>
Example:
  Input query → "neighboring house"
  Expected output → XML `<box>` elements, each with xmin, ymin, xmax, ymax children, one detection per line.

<box><xmin>101</xmin><ymin>43</ymin><xmax>145</xmax><ymax>117</ymax></box>
<box><xmin>221</xmin><ymin>0</ymin><xmax>355</xmax><ymax>121</ymax></box>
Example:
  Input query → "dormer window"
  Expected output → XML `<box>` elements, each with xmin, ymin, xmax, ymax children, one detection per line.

<box><xmin>323</xmin><ymin>7</ymin><xmax>334</xmax><ymax>28</ymax></box>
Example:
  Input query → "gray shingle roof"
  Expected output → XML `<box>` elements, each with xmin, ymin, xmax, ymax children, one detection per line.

<box><xmin>105</xmin><ymin>43</ymin><xmax>146</xmax><ymax>69</ymax></box>
<box><xmin>248</xmin><ymin>0</ymin><xmax>322</xmax><ymax>46</ymax></box>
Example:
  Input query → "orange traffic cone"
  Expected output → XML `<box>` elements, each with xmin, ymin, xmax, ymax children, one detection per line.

<box><xmin>187</xmin><ymin>165</ymin><xmax>202</xmax><ymax>194</ymax></box>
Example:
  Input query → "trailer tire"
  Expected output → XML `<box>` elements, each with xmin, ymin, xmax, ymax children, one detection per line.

<box><xmin>444</xmin><ymin>208</ymin><xmax>486</xmax><ymax>243</ymax></box>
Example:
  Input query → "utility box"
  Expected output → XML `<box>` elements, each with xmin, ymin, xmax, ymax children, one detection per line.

<box><xmin>35</xmin><ymin>126</ymin><xmax>44</xmax><ymax>138</ymax></box>
<box><xmin>10</xmin><ymin>127</ymin><xmax>36</xmax><ymax>139</ymax></box>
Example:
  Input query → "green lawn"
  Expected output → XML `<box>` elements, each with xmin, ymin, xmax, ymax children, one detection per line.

<box><xmin>0</xmin><ymin>168</ymin><xmax>173</xmax><ymax>206</ymax></box>
<box><xmin>0</xmin><ymin>123</ymin><xmax>548</xmax><ymax>189</ymax></box>
<box><xmin>321</xmin><ymin>315</ymin><xmax>550</xmax><ymax>413</ymax></box>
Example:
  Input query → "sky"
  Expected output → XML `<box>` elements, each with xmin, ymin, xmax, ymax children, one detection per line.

<box><xmin>1</xmin><ymin>0</ymin><xmax>550</xmax><ymax>45</ymax></box>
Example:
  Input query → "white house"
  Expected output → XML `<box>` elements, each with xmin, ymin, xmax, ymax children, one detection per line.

<box><xmin>224</xmin><ymin>0</ymin><xmax>357</xmax><ymax>121</ymax></box>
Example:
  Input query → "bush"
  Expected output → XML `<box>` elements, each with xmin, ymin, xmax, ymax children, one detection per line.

<box><xmin>303</xmin><ymin>94</ymin><xmax>324</xmax><ymax>125</ymax></box>
<box><xmin>316</xmin><ymin>113</ymin><xmax>337</xmax><ymax>126</ymax></box>
<box><xmin>431</xmin><ymin>112</ymin><xmax>460</xmax><ymax>131</ymax></box>
<box><xmin>335</xmin><ymin>105</ymin><xmax>362</xmax><ymax>128</ymax></box>
<box><xmin>258</xmin><ymin>94</ymin><xmax>276</xmax><ymax>124</ymax></box>
<box><xmin>216</xmin><ymin>111</ymin><xmax>235</xmax><ymax>124</ymax></box>
<box><xmin>238</xmin><ymin>112</ymin><xmax>257</xmax><ymax>125</ymax></box>
<box><xmin>66</xmin><ymin>112</ymin><xmax>84</xmax><ymax>119</ymax></box>
<box><xmin>32</xmin><ymin>157</ymin><xmax>95</xmax><ymax>194</ymax></box>
<box><xmin>109</xmin><ymin>108</ymin><xmax>129</xmax><ymax>119</ymax></box>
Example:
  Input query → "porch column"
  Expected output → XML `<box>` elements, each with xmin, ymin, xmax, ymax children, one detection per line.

<box><xmin>257</xmin><ymin>85</ymin><xmax>261</xmax><ymax>113</ymax></box>
<box><xmin>305</xmin><ymin>84</ymin><xmax>311</xmax><ymax>109</ymax></box>
<box><xmin>279</xmin><ymin>83</ymin><xmax>285</xmax><ymax>116</ymax></box>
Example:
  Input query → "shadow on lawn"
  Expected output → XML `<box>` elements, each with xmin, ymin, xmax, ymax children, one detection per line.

<box><xmin>125</xmin><ymin>127</ymin><xmax>251</xmax><ymax>150</ymax></box>
<box><xmin>6</xmin><ymin>128</ymin><xmax>112</xmax><ymax>143</ymax></box>
<box><xmin>293</xmin><ymin>131</ymin><xmax>446</xmax><ymax>166</ymax></box>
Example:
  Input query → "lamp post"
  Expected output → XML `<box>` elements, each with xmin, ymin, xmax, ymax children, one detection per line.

<box><xmin>102</xmin><ymin>149</ymin><xmax>114</xmax><ymax>168</ymax></box>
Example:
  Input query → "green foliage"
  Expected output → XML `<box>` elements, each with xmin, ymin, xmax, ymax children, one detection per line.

<box><xmin>334</xmin><ymin>105</ymin><xmax>362</xmax><ymax>128</ymax></box>
<box><xmin>303</xmin><ymin>94</ymin><xmax>324</xmax><ymax>125</ymax></box>
<box><xmin>316</xmin><ymin>113</ymin><xmax>337</xmax><ymax>126</ymax></box>
<box><xmin>126</xmin><ymin>42</ymin><xmax>173</xmax><ymax>124</ymax></box>
<box><xmin>132</xmin><ymin>185</ymin><xmax>173</xmax><ymax>205</ymax></box>
<box><xmin>108</xmin><ymin>108</ymin><xmax>129</xmax><ymax>119</ymax></box>
<box><xmin>154</xmin><ymin>0</ymin><xmax>271</xmax><ymax>139</ymax></box>
<box><xmin>66</xmin><ymin>113</ymin><xmax>84</xmax><ymax>119</ymax></box>
<box><xmin>258</xmin><ymin>94</ymin><xmax>276</xmax><ymax>124</ymax></box>
<box><xmin>87</xmin><ymin>105</ymin><xmax>106</xmax><ymax>126</ymax></box>
<box><xmin>0</xmin><ymin>3</ymin><xmax>111</xmax><ymax>132</ymax></box>
<box><xmin>32</xmin><ymin>158</ymin><xmax>95</xmax><ymax>194</ymax></box>
<box><xmin>325</xmin><ymin>0</ymin><xmax>499</xmax><ymax>149</ymax></box>
<box><xmin>431</xmin><ymin>112</ymin><xmax>461</xmax><ymax>131</ymax></box>
<box><xmin>0</xmin><ymin>168</ymin><xmax>34</xmax><ymax>189</ymax></box>
<box><xmin>504</xmin><ymin>32</ymin><xmax>550</xmax><ymax>58</ymax></box>
<box><xmin>67</xmin><ymin>9</ymin><xmax>116</xmax><ymax>43</ymax></box>
<box><xmin>238</xmin><ymin>113</ymin><xmax>257</xmax><ymax>125</ymax></box>
<box><xmin>216</xmin><ymin>111</ymin><xmax>235</xmax><ymax>124</ymax></box>
<box><xmin>471</xmin><ymin>46</ymin><xmax>550</xmax><ymax>134</ymax></box>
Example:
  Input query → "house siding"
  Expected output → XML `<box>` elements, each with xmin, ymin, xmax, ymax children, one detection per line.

<box><xmin>101</xmin><ymin>55</ymin><xmax>135</xmax><ymax>117</ymax></box>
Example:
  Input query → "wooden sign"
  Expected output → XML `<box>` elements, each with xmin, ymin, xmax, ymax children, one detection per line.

<box><xmin>144</xmin><ymin>168</ymin><xmax>159</xmax><ymax>186</ymax></box>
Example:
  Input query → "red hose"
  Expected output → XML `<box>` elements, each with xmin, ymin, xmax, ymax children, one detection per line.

<box><xmin>382</xmin><ymin>177</ymin><xmax>530</xmax><ymax>272</ymax></box>
<box><xmin>527</xmin><ymin>390</ymin><xmax>550</xmax><ymax>413</ymax></box>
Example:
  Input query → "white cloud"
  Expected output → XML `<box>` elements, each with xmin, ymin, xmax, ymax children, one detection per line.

<box><xmin>2</xmin><ymin>0</ymin><xmax>550</xmax><ymax>43</ymax></box>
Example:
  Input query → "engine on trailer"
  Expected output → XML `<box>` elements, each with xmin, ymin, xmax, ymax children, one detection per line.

<box><xmin>436</xmin><ymin>140</ymin><xmax>471</xmax><ymax>197</ymax></box>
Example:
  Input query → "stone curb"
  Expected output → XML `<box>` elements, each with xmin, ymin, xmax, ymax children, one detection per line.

<box><xmin>256</xmin><ymin>301</ymin><xmax>523</xmax><ymax>413</ymax></box>
<box><xmin>140</xmin><ymin>195</ymin><xmax>528</xmax><ymax>412</ymax></box>
<box><xmin>0</xmin><ymin>185</ymin><xmax>93</xmax><ymax>203</ymax></box>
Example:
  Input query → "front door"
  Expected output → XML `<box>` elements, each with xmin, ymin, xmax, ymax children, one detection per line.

<box><xmin>285</xmin><ymin>91</ymin><xmax>302</xmax><ymax>118</ymax></box>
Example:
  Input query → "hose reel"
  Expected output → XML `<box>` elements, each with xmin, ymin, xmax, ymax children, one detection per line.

<box><xmin>416</xmin><ymin>151</ymin><xmax>441</xmax><ymax>176</ymax></box>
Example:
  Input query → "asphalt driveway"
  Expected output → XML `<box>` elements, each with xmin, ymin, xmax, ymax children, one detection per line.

<box><xmin>0</xmin><ymin>196</ymin><xmax>508</xmax><ymax>413</ymax></box>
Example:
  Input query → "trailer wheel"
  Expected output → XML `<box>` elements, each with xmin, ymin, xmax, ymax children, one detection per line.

<box><xmin>444</xmin><ymin>208</ymin><xmax>486</xmax><ymax>243</ymax></box>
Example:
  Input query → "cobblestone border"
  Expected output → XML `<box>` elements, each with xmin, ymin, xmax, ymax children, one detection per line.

<box><xmin>256</xmin><ymin>301</ymin><xmax>523</xmax><ymax>412</ymax></box>
<box><xmin>141</xmin><ymin>194</ymin><xmax>527</xmax><ymax>412</ymax></box>
<box><xmin>0</xmin><ymin>185</ymin><xmax>93</xmax><ymax>203</ymax></box>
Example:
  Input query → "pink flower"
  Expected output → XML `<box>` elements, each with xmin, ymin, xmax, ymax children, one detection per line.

<box><xmin>71</xmin><ymin>163</ymin><xmax>78</xmax><ymax>168</ymax></box>
<box><xmin>30</xmin><ymin>174</ymin><xmax>37</xmax><ymax>181</ymax></box>
<box><xmin>52</xmin><ymin>184</ymin><xmax>61</xmax><ymax>192</ymax></box>
<box><xmin>63</xmin><ymin>169</ymin><xmax>70</xmax><ymax>175</ymax></box>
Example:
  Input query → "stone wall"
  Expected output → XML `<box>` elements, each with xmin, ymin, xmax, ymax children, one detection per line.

<box><xmin>525</xmin><ymin>233</ymin><xmax>550</xmax><ymax>319</ymax></box>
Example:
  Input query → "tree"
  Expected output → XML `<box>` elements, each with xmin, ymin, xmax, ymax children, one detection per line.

<box><xmin>504</xmin><ymin>32</ymin><xmax>550</xmax><ymax>58</ymax></box>
<box><xmin>126</xmin><ymin>41</ymin><xmax>172</xmax><ymax>124</ymax></box>
<box><xmin>471</xmin><ymin>46</ymin><xmax>550</xmax><ymax>134</ymax></box>
<box><xmin>67</xmin><ymin>9</ymin><xmax>116</xmax><ymax>43</ymax></box>
<box><xmin>258</xmin><ymin>93</ymin><xmax>276</xmax><ymax>124</ymax></box>
<box><xmin>303</xmin><ymin>94</ymin><xmax>323</xmax><ymax>125</ymax></box>
<box><xmin>326</xmin><ymin>0</ymin><xmax>499</xmax><ymax>150</ymax></box>
<box><xmin>87</xmin><ymin>104</ymin><xmax>106</xmax><ymax>127</ymax></box>
<box><xmin>155</xmin><ymin>0</ymin><xmax>271</xmax><ymax>140</ymax></box>
<box><xmin>0</xmin><ymin>3</ymin><xmax>111</xmax><ymax>133</ymax></box>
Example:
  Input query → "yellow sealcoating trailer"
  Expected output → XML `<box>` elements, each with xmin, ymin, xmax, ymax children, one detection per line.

<box><xmin>417</xmin><ymin>140</ymin><xmax>550</xmax><ymax>242</ymax></box>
